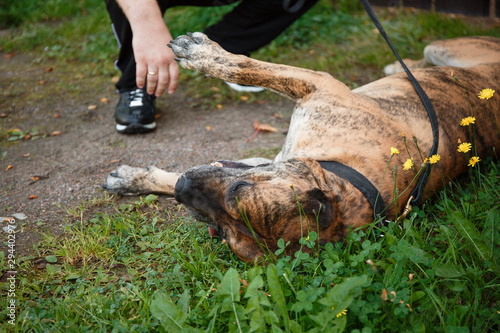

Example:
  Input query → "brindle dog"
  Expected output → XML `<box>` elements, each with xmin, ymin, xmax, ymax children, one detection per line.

<box><xmin>104</xmin><ymin>33</ymin><xmax>500</xmax><ymax>263</ymax></box>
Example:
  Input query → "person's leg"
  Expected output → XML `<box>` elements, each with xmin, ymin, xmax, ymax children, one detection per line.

<box><xmin>105</xmin><ymin>0</ymin><xmax>240</xmax><ymax>133</ymax></box>
<box><xmin>104</xmin><ymin>0</ymin><xmax>178</xmax><ymax>133</ymax></box>
<box><xmin>204</xmin><ymin>0</ymin><xmax>320</xmax><ymax>55</ymax></box>
<box><xmin>105</xmin><ymin>0</ymin><xmax>238</xmax><ymax>92</ymax></box>
<box><xmin>105</xmin><ymin>0</ymin><xmax>137</xmax><ymax>92</ymax></box>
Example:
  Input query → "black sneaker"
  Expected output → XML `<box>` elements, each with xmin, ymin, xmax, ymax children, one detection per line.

<box><xmin>115</xmin><ymin>88</ymin><xmax>156</xmax><ymax>134</ymax></box>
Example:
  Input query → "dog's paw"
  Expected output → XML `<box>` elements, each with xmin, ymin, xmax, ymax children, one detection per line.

<box><xmin>168</xmin><ymin>32</ymin><xmax>225</xmax><ymax>72</ymax></box>
<box><xmin>103</xmin><ymin>165</ymin><xmax>155</xmax><ymax>195</ymax></box>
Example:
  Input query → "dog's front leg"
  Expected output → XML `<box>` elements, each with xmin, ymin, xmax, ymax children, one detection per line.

<box><xmin>103</xmin><ymin>165</ymin><xmax>180</xmax><ymax>196</ymax></box>
<box><xmin>169</xmin><ymin>32</ymin><xmax>350</xmax><ymax>101</ymax></box>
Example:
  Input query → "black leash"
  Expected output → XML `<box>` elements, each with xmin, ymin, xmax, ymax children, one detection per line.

<box><xmin>359</xmin><ymin>0</ymin><xmax>439</xmax><ymax>207</ymax></box>
<box><xmin>283</xmin><ymin>0</ymin><xmax>307</xmax><ymax>13</ymax></box>
<box><xmin>319</xmin><ymin>161</ymin><xmax>386</xmax><ymax>221</ymax></box>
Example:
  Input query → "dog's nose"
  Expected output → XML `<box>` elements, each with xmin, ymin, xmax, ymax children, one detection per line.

<box><xmin>174</xmin><ymin>175</ymin><xmax>189</xmax><ymax>203</ymax></box>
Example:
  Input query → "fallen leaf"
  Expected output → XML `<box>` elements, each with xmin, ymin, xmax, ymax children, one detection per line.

<box><xmin>239</xmin><ymin>278</ymin><xmax>248</xmax><ymax>288</ymax></box>
<box><xmin>380</xmin><ymin>288</ymin><xmax>413</xmax><ymax>311</ymax></box>
<box><xmin>29</xmin><ymin>195</ymin><xmax>38</xmax><ymax>199</ymax></box>
<box><xmin>111</xmin><ymin>76</ymin><xmax>119</xmax><ymax>83</ymax></box>
<box><xmin>51</xmin><ymin>131</ymin><xmax>61</xmax><ymax>136</ymax></box>
<box><xmin>240</xmin><ymin>95</ymin><xmax>249</xmax><ymax>101</ymax></box>
<box><xmin>154</xmin><ymin>114</ymin><xmax>161</xmax><ymax>119</ymax></box>
<box><xmin>30</xmin><ymin>176</ymin><xmax>40</xmax><ymax>181</ymax></box>
<box><xmin>6</xmin><ymin>165</ymin><xmax>13</xmax><ymax>171</ymax></box>
<box><xmin>253</xmin><ymin>121</ymin><xmax>277</xmax><ymax>132</ymax></box>
<box><xmin>3</xmin><ymin>53</ymin><xmax>14</xmax><ymax>60</ymax></box>
<box><xmin>53</xmin><ymin>113</ymin><xmax>61</xmax><ymax>118</ymax></box>
<box><xmin>44</xmin><ymin>67</ymin><xmax>53</xmax><ymax>72</ymax></box>
<box><xmin>22</xmin><ymin>153</ymin><xmax>30</xmax><ymax>158</ymax></box>
<box><xmin>87</xmin><ymin>105</ymin><xmax>97</xmax><ymax>110</ymax></box>
<box><xmin>381</xmin><ymin>289</ymin><xmax>388</xmax><ymax>301</ymax></box>
<box><xmin>0</xmin><ymin>113</ymin><xmax>7</xmax><ymax>118</ymax></box>
<box><xmin>206</xmin><ymin>126</ymin><xmax>212</xmax><ymax>131</ymax></box>
<box><xmin>216</xmin><ymin>104</ymin><xmax>223</xmax><ymax>109</ymax></box>
<box><xmin>23</xmin><ymin>134</ymin><xmax>31</xmax><ymax>140</ymax></box>
<box><xmin>38</xmin><ymin>80</ymin><xmax>47</xmax><ymax>85</ymax></box>
<box><xmin>108</xmin><ymin>159</ymin><xmax>121</xmax><ymax>164</ymax></box>
<box><xmin>100</xmin><ymin>97</ymin><xmax>109</xmax><ymax>104</ymax></box>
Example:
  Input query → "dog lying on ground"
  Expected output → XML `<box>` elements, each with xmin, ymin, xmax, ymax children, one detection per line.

<box><xmin>104</xmin><ymin>33</ymin><xmax>500</xmax><ymax>263</ymax></box>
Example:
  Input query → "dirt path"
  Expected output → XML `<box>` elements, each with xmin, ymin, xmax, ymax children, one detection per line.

<box><xmin>0</xmin><ymin>53</ymin><xmax>293</xmax><ymax>256</ymax></box>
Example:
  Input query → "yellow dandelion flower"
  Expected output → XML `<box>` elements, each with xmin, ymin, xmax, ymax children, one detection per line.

<box><xmin>429</xmin><ymin>154</ymin><xmax>441</xmax><ymax>164</ymax></box>
<box><xmin>336</xmin><ymin>309</ymin><xmax>348</xmax><ymax>318</ymax></box>
<box><xmin>457</xmin><ymin>142</ymin><xmax>472</xmax><ymax>153</ymax></box>
<box><xmin>403</xmin><ymin>158</ymin><xmax>414</xmax><ymax>170</ymax></box>
<box><xmin>390</xmin><ymin>147</ymin><xmax>400</xmax><ymax>155</ymax></box>
<box><xmin>478</xmin><ymin>88</ymin><xmax>495</xmax><ymax>100</ymax></box>
<box><xmin>460</xmin><ymin>117</ymin><xmax>476</xmax><ymax>126</ymax></box>
<box><xmin>468</xmin><ymin>156</ymin><xmax>481</xmax><ymax>167</ymax></box>
<box><xmin>402</xmin><ymin>132</ymin><xmax>405</xmax><ymax>137</ymax></box>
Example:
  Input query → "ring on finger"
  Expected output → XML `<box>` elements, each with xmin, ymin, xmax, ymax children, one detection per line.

<box><xmin>148</xmin><ymin>71</ymin><xmax>157</xmax><ymax>75</ymax></box>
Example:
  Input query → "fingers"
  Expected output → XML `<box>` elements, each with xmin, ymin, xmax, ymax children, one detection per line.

<box><xmin>136</xmin><ymin>62</ymin><xmax>147</xmax><ymax>89</ymax></box>
<box><xmin>146</xmin><ymin>68</ymin><xmax>159</xmax><ymax>95</ymax></box>
<box><xmin>167</xmin><ymin>62</ymin><xmax>179</xmax><ymax>95</ymax></box>
<box><xmin>135</xmin><ymin>60</ymin><xmax>178</xmax><ymax>97</ymax></box>
<box><xmin>154</xmin><ymin>66</ymin><xmax>168</xmax><ymax>97</ymax></box>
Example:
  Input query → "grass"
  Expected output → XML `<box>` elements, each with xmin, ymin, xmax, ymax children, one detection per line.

<box><xmin>1</xmin><ymin>0</ymin><xmax>500</xmax><ymax>332</ymax></box>
<box><xmin>1</xmin><ymin>162</ymin><xmax>498</xmax><ymax>332</ymax></box>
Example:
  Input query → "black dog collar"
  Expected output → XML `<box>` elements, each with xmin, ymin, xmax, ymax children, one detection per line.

<box><xmin>318</xmin><ymin>161</ymin><xmax>386</xmax><ymax>222</ymax></box>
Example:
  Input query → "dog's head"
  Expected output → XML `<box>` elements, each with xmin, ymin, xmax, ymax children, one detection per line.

<box><xmin>174</xmin><ymin>157</ymin><xmax>353</xmax><ymax>263</ymax></box>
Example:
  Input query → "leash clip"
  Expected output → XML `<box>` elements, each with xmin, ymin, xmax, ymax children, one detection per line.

<box><xmin>397</xmin><ymin>196</ymin><xmax>414</xmax><ymax>222</ymax></box>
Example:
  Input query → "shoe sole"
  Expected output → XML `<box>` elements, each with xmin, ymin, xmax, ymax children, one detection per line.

<box><xmin>116</xmin><ymin>122</ymin><xmax>156</xmax><ymax>134</ymax></box>
<box><xmin>225</xmin><ymin>81</ymin><xmax>265</xmax><ymax>93</ymax></box>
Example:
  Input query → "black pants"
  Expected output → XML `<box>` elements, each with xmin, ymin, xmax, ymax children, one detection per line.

<box><xmin>105</xmin><ymin>0</ymin><xmax>319</xmax><ymax>92</ymax></box>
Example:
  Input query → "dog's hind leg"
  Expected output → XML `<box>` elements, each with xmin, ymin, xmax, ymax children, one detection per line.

<box><xmin>422</xmin><ymin>36</ymin><xmax>500</xmax><ymax>68</ymax></box>
<box><xmin>169</xmin><ymin>32</ymin><xmax>350</xmax><ymax>101</ymax></box>
<box><xmin>384</xmin><ymin>36</ymin><xmax>500</xmax><ymax>75</ymax></box>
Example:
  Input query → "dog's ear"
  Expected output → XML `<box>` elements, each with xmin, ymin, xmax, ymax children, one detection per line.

<box><xmin>290</xmin><ymin>157</ymin><xmax>330</xmax><ymax>189</ymax></box>
<box><xmin>297</xmin><ymin>188</ymin><xmax>334</xmax><ymax>229</ymax></box>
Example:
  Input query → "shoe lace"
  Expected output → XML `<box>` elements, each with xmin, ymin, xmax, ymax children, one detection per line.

<box><xmin>129</xmin><ymin>88</ymin><xmax>144</xmax><ymax>107</ymax></box>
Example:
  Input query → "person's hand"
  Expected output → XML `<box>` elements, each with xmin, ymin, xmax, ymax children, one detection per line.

<box><xmin>132</xmin><ymin>22</ymin><xmax>179</xmax><ymax>97</ymax></box>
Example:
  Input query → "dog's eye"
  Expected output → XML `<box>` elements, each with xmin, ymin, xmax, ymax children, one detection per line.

<box><xmin>229</xmin><ymin>180</ymin><xmax>252</xmax><ymax>194</ymax></box>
